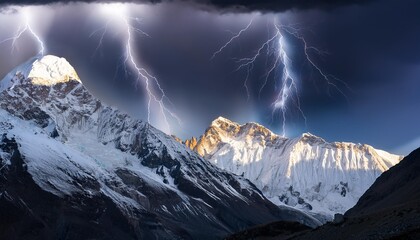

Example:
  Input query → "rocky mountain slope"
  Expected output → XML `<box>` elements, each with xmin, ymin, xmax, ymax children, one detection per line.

<box><xmin>188</xmin><ymin>117</ymin><xmax>402</xmax><ymax>220</ymax></box>
<box><xmin>0</xmin><ymin>55</ymin><xmax>320</xmax><ymax>240</ymax></box>
<box><xmin>291</xmin><ymin>147</ymin><xmax>420</xmax><ymax>240</ymax></box>
<box><xmin>346</xmin><ymin>147</ymin><xmax>420</xmax><ymax>217</ymax></box>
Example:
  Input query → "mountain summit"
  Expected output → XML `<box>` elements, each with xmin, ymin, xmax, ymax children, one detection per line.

<box><xmin>189</xmin><ymin>117</ymin><xmax>402</xmax><ymax>221</ymax></box>
<box><xmin>0</xmin><ymin>55</ymin><xmax>80</xmax><ymax>91</ymax></box>
<box><xmin>27</xmin><ymin>55</ymin><xmax>80</xmax><ymax>86</ymax></box>
<box><xmin>0</xmin><ymin>56</ymin><xmax>319</xmax><ymax>239</ymax></box>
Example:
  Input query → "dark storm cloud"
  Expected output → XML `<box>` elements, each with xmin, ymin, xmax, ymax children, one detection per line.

<box><xmin>0</xmin><ymin>6</ymin><xmax>18</xmax><ymax>14</ymax></box>
<box><xmin>201</xmin><ymin>0</ymin><xmax>376</xmax><ymax>12</ymax></box>
<box><xmin>0</xmin><ymin>0</ymin><xmax>376</xmax><ymax>12</ymax></box>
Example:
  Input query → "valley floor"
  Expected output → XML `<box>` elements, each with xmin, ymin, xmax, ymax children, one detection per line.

<box><xmin>225</xmin><ymin>201</ymin><xmax>420</xmax><ymax>240</ymax></box>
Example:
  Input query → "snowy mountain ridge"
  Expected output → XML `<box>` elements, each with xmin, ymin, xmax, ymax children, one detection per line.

<box><xmin>0</xmin><ymin>55</ymin><xmax>320</xmax><ymax>239</ymax></box>
<box><xmin>190</xmin><ymin>116</ymin><xmax>402</xmax><ymax>220</ymax></box>
<box><xmin>27</xmin><ymin>55</ymin><xmax>80</xmax><ymax>86</ymax></box>
<box><xmin>0</xmin><ymin>55</ymin><xmax>79</xmax><ymax>92</ymax></box>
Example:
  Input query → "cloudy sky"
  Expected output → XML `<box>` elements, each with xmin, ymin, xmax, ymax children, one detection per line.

<box><xmin>0</xmin><ymin>0</ymin><xmax>419</xmax><ymax>154</ymax></box>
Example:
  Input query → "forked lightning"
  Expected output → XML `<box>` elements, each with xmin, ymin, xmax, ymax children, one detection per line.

<box><xmin>0</xmin><ymin>8</ymin><xmax>45</xmax><ymax>56</ymax></box>
<box><xmin>212</xmin><ymin>18</ymin><xmax>348</xmax><ymax>136</ymax></box>
<box><xmin>92</xmin><ymin>4</ymin><xmax>181</xmax><ymax>133</ymax></box>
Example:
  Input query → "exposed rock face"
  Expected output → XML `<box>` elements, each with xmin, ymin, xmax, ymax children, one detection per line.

<box><xmin>184</xmin><ymin>137</ymin><xmax>198</xmax><ymax>150</ymax></box>
<box><xmin>171</xmin><ymin>135</ymin><xmax>182</xmax><ymax>143</ymax></box>
<box><xmin>332</xmin><ymin>214</ymin><xmax>344</xmax><ymax>225</ymax></box>
<box><xmin>346</xmin><ymin>147</ymin><xmax>420</xmax><ymax>217</ymax></box>
<box><xmin>194</xmin><ymin>117</ymin><xmax>278</xmax><ymax>158</ymax></box>
<box><xmin>191</xmin><ymin>116</ymin><xmax>402</xmax><ymax>220</ymax></box>
<box><xmin>225</xmin><ymin>221</ymin><xmax>312</xmax><ymax>240</ymax></box>
<box><xmin>0</xmin><ymin>136</ymin><xmax>140</xmax><ymax>240</ymax></box>
<box><xmin>0</xmin><ymin>56</ymin><xmax>320</xmax><ymax>239</ymax></box>
<box><xmin>172</xmin><ymin>136</ymin><xmax>198</xmax><ymax>151</ymax></box>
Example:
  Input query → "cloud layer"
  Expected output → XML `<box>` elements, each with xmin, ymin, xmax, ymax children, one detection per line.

<box><xmin>1</xmin><ymin>0</ymin><xmax>376</xmax><ymax>12</ymax></box>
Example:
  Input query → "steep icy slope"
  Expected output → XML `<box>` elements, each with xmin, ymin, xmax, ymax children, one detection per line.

<box><xmin>191</xmin><ymin>117</ymin><xmax>402</xmax><ymax>220</ymax></box>
<box><xmin>0</xmin><ymin>55</ymin><xmax>320</xmax><ymax>240</ymax></box>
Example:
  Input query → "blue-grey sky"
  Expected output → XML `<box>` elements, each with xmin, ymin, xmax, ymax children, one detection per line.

<box><xmin>0</xmin><ymin>0</ymin><xmax>419</xmax><ymax>155</ymax></box>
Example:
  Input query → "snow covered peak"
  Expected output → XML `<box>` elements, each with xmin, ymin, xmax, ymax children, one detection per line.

<box><xmin>210</xmin><ymin>117</ymin><xmax>276</xmax><ymax>138</ymax></box>
<box><xmin>299</xmin><ymin>132</ymin><xmax>326</xmax><ymax>144</ymax></box>
<box><xmin>193</xmin><ymin>117</ymin><xmax>280</xmax><ymax>157</ymax></box>
<box><xmin>27</xmin><ymin>55</ymin><xmax>80</xmax><ymax>86</ymax></box>
<box><xmin>211</xmin><ymin>116</ymin><xmax>240</xmax><ymax>129</ymax></box>
<box><xmin>192</xmin><ymin>117</ymin><xmax>403</xmax><ymax>220</ymax></box>
<box><xmin>301</xmin><ymin>132</ymin><xmax>317</xmax><ymax>138</ymax></box>
<box><xmin>242</xmin><ymin>122</ymin><xmax>276</xmax><ymax>137</ymax></box>
<box><xmin>0</xmin><ymin>55</ymin><xmax>81</xmax><ymax>92</ymax></box>
<box><xmin>0</xmin><ymin>55</ymin><xmax>100</xmax><ymax>140</ymax></box>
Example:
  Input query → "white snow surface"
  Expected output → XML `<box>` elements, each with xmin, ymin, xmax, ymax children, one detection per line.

<box><xmin>27</xmin><ymin>55</ymin><xmax>80</xmax><ymax>85</ymax></box>
<box><xmin>0</xmin><ymin>56</ymin><xmax>38</xmax><ymax>92</ymax></box>
<box><xmin>0</xmin><ymin>55</ymin><xmax>80</xmax><ymax>92</ymax></box>
<box><xmin>196</xmin><ymin>117</ymin><xmax>403</xmax><ymax>219</ymax></box>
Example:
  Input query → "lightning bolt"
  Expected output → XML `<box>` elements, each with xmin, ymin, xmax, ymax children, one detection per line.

<box><xmin>271</xmin><ymin>24</ymin><xmax>299</xmax><ymax>137</ymax></box>
<box><xmin>232</xmin><ymin>30</ymin><xmax>280</xmax><ymax>100</ymax></box>
<box><xmin>280</xmin><ymin>26</ymin><xmax>351</xmax><ymax>99</ymax></box>
<box><xmin>211</xmin><ymin>18</ymin><xmax>349</xmax><ymax>137</ymax></box>
<box><xmin>0</xmin><ymin>8</ymin><xmax>45</xmax><ymax>56</ymax></box>
<box><xmin>92</xmin><ymin>4</ymin><xmax>181</xmax><ymax>133</ymax></box>
<box><xmin>210</xmin><ymin>18</ymin><xmax>254</xmax><ymax>61</ymax></box>
<box><xmin>89</xmin><ymin>20</ymin><xmax>110</xmax><ymax>58</ymax></box>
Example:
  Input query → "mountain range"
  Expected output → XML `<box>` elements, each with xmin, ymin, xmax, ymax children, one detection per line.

<box><xmin>0</xmin><ymin>55</ymin><xmax>413</xmax><ymax>239</ymax></box>
<box><xmin>181</xmin><ymin>116</ymin><xmax>402</xmax><ymax>221</ymax></box>
<box><xmin>0</xmin><ymin>55</ymin><xmax>320</xmax><ymax>240</ymax></box>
